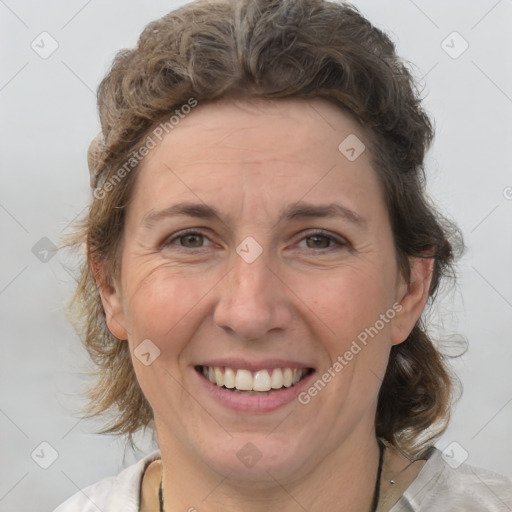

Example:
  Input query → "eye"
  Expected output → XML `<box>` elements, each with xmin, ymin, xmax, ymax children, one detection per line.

<box><xmin>295</xmin><ymin>230</ymin><xmax>347</xmax><ymax>251</ymax></box>
<box><xmin>161</xmin><ymin>228</ymin><xmax>348</xmax><ymax>252</ymax></box>
<box><xmin>161</xmin><ymin>229</ymin><xmax>212</xmax><ymax>249</ymax></box>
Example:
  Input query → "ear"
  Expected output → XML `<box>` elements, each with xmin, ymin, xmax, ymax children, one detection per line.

<box><xmin>391</xmin><ymin>257</ymin><xmax>434</xmax><ymax>346</ymax></box>
<box><xmin>91</xmin><ymin>257</ymin><xmax>128</xmax><ymax>341</ymax></box>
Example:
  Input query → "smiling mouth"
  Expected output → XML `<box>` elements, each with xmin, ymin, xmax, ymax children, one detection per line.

<box><xmin>196</xmin><ymin>365</ymin><xmax>314</xmax><ymax>394</ymax></box>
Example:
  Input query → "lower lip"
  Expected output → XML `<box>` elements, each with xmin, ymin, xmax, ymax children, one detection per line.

<box><xmin>196</xmin><ymin>369</ymin><xmax>316</xmax><ymax>412</ymax></box>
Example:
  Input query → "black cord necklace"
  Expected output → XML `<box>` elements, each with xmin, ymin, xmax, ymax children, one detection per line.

<box><xmin>370</xmin><ymin>438</ymin><xmax>385</xmax><ymax>512</ymax></box>
<box><xmin>158</xmin><ymin>476</ymin><xmax>164</xmax><ymax>512</ymax></box>
<box><xmin>158</xmin><ymin>439</ymin><xmax>385</xmax><ymax>512</ymax></box>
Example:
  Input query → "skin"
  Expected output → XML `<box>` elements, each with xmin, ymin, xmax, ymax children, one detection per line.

<box><xmin>97</xmin><ymin>98</ymin><xmax>433</xmax><ymax>512</ymax></box>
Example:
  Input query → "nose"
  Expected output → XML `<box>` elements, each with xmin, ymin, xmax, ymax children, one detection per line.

<box><xmin>213</xmin><ymin>249</ymin><xmax>292</xmax><ymax>341</ymax></box>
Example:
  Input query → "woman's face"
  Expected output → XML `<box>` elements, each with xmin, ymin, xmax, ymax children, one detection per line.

<box><xmin>100</xmin><ymin>98</ymin><xmax>430</xmax><ymax>483</ymax></box>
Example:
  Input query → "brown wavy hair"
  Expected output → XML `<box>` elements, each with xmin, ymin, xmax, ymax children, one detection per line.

<box><xmin>65</xmin><ymin>0</ymin><xmax>464</xmax><ymax>458</ymax></box>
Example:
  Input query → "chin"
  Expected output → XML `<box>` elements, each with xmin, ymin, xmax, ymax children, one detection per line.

<box><xmin>195</xmin><ymin>432</ymin><xmax>315</xmax><ymax>485</ymax></box>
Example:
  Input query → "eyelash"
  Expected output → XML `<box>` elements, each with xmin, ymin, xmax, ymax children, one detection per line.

<box><xmin>161</xmin><ymin>228</ymin><xmax>348</xmax><ymax>252</ymax></box>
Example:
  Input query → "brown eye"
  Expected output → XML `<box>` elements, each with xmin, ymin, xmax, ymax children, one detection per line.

<box><xmin>179</xmin><ymin>233</ymin><xmax>204</xmax><ymax>248</ymax></box>
<box><xmin>305</xmin><ymin>235</ymin><xmax>332</xmax><ymax>249</ymax></box>
<box><xmin>296</xmin><ymin>230</ymin><xmax>347</xmax><ymax>251</ymax></box>
<box><xmin>162</xmin><ymin>230</ymin><xmax>212</xmax><ymax>250</ymax></box>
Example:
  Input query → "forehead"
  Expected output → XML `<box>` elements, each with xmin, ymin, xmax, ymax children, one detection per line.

<box><xmin>128</xmin><ymin>97</ymin><xmax>384</xmax><ymax>225</ymax></box>
<box><xmin>142</xmin><ymin>98</ymin><xmax>367</xmax><ymax>167</ymax></box>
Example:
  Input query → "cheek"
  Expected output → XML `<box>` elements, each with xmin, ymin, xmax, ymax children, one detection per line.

<box><xmin>294</xmin><ymin>264</ymin><xmax>396</xmax><ymax>345</ymax></box>
<box><xmin>121</xmin><ymin>268</ymin><xmax>211</xmax><ymax>412</ymax></box>
<box><xmin>121</xmin><ymin>265</ymin><xmax>215</xmax><ymax>349</ymax></box>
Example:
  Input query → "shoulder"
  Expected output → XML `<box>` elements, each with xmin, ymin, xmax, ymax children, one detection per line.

<box><xmin>53</xmin><ymin>450</ymin><xmax>161</xmax><ymax>512</ymax></box>
<box><xmin>392</xmin><ymin>447</ymin><xmax>512</xmax><ymax>512</ymax></box>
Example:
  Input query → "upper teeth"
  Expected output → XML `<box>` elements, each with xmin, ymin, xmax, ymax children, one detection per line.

<box><xmin>202</xmin><ymin>366</ymin><xmax>307</xmax><ymax>392</ymax></box>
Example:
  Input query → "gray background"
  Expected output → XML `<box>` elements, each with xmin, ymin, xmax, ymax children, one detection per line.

<box><xmin>1</xmin><ymin>0</ymin><xmax>511</xmax><ymax>510</ymax></box>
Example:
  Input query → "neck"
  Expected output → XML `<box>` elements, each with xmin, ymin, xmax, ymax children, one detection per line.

<box><xmin>156</xmin><ymin>428</ymin><xmax>382</xmax><ymax>512</ymax></box>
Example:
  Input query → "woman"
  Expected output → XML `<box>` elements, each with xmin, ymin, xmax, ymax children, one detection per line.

<box><xmin>56</xmin><ymin>0</ymin><xmax>512</xmax><ymax>510</ymax></box>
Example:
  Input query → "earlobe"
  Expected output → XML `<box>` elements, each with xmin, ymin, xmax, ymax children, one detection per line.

<box><xmin>391</xmin><ymin>257</ymin><xmax>434</xmax><ymax>346</ymax></box>
<box><xmin>90</xmin><ymin>257</ymin><xmax>128</xmax><ymax>341</ymax></box>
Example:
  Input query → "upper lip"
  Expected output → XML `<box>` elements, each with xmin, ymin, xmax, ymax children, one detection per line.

<box><xmin>197</xmin><ymin>358</ymin><xmax>315</xmax><ymax>372</ymax></box>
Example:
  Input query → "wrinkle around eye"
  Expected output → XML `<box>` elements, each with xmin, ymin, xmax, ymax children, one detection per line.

<box><xmin>133</xmin><ymin>222</ymin><xmax>369</xmax><ymax>263</ymax></box>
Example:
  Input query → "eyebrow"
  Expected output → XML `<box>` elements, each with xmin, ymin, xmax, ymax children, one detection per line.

<box><xmin>141</xmin><ymin>200</ymin><xmax>367</xmax><ymax>229</ymax></box>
